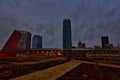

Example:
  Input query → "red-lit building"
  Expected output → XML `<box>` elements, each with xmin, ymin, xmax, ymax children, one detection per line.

<box><xmin>0</xmin><ymin>30</ymin><xmax>31</xmax><ymax>57</ymax></box>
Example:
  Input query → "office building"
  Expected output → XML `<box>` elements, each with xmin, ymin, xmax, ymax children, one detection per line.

<box><xmin>63</xmin><ymin>18</ymin><xmax>72</xmax><ymax>49</ymax></box>
<box><xmin>32</xmin><ymin>35</ymin><xmax>42</xmax><ymax>49</ymax></box>
<box><xmin>101</xmin><ymin>36</ymin><xmax>109</xmax><ymax>49</ymax></box>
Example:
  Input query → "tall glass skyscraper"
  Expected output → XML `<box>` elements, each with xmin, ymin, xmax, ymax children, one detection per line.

<box><xmin>63</xmin><ymin>19</ymin><xmax>72</xmax><ymax>49</ymax></box>
<box><xmin>32</xmin><ymin>35</ymin><xmax>42</xmax><ymax>49</ymax></box>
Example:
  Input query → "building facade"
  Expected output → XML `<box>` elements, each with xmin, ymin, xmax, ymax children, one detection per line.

<box><xmin>2</xmin><ymin>30</ymin><xmax>31</xmax><ymax>51</ymax></box>
<box><xmin>0</xmin><ymin>30</ymin><xmax>31</xmax><ymax>57</ymax></box>
<box><xmin>63</xmin><ymin>19</ymin><xmax>72</xmax><ymax>49</ymax></box>
<box><xmin>17</xmin><ymin>31</ymin><xmax>31</xmax><ymax>50</ymax></box>
<box><xmin>101</xmin><ymin>36</ymin><xmax>109</xmax><ymax>49</ymax></box>
<box><xmin>32</xmin><ymin>35</ymin><xmax>42</xmax><ymax>49</ymax></box>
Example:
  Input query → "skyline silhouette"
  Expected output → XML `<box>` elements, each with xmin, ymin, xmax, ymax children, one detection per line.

<box><xmin>0</xmin><ymin>0</ymin><xmax>120</xmax><ymax>48</ymax></box>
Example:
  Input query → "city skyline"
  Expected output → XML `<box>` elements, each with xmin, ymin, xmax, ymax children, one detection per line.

<box><xmin>0</xmin><ymin>0</ymin><xmax>120</xmax><ymax>48</ymax></box>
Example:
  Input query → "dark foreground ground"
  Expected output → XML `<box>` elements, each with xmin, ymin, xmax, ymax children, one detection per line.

<box><xmin>56</xmin><ymin>63</ymin><xmax>120</xmax><ymax>80</ymax></box>
<box><xmin>0</xmin><ymin>58</ymin><xmax>70</xmax><ymax>80</ymax></box>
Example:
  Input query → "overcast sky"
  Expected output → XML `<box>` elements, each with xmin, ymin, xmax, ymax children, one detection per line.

<box><xmin>0</xmin><ymin>0</ymin><xmax>120</xmax><ymax>49</ymax></box>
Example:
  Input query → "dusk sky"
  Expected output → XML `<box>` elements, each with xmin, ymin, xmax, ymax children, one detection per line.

<box><xmin>0</xmin><ymin>0</ymin><xmax>120</xmax><ymax>49</ymax></box>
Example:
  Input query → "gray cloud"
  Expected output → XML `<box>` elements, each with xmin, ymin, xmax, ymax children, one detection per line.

<box><xmin>0</xmin><ymin>0</ymin><xmax>120</xmax><ymax>49</ymax></box>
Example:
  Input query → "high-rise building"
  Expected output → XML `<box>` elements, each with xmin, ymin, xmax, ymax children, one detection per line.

<box><xmin>32</xmin><ymin>35</ymin><xmax>42</xmax><ymax>49</ymax></box>
<box><xmin>63</xmin><ymin>18</ymin><xmax>72</xmax><ymax>49</ymax></box>
<box><xmin>101</xmin><ymin>36</ymin><xmax>109</xmax><ymax>49</ymax></box>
